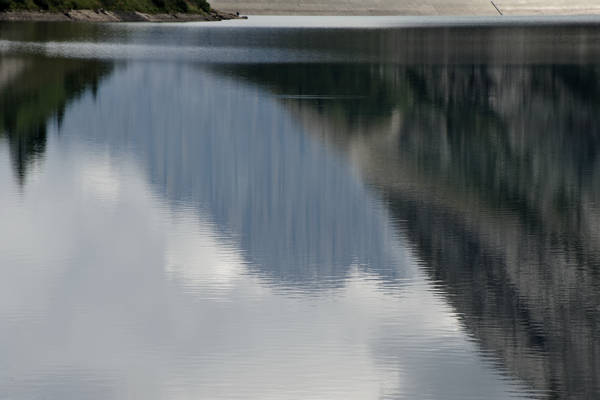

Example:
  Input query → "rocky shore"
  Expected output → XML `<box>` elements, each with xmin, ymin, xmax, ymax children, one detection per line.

<box><xmin>0</xmin><ymin>8</ymin><xmax>243</xmax><ymax>22</ymax></box>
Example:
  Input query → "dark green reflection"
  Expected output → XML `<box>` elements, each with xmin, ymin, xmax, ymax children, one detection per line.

<box><xmin>0</xmin><ymin>21</ymin><xmax>116</xmax><ymax>42</ymax></box>
<box><xmin>0</xmin><ymin>57</ymin><xmax>112</xmax><ymax>183</ymax></box>
<box><xmin>222</xmin><ymin>62</ymin><xmax>600</xmax><ymax>232</ymax></box>
<box><xmin>220</xmin><ymin>62</ymin><xmax>600</xmax><ymax>399</ymax></box>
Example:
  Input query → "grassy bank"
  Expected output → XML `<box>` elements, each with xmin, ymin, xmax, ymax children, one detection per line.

<box><xmin>0</xmin><ymin>0</ymin><xmax>210</xmax><ymax>15</ymax></box>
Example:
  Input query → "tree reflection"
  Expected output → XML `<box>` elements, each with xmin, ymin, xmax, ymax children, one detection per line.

<box><xmin>222</xmin><ymin>62</ymin><xmax>600</xmax><ymax>399</ymax></box>
<box><xmin>3</xmin><ymin>49</ymin><xmax>599</xmax><ymax>399</ymax></box>
<box><xmin>0</xmin><ymin>57</ymin><xmax>112</xmax><ymax>183</ymax></box>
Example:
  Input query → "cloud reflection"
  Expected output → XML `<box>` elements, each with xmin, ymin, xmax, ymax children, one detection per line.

<box><xmin>0</xmin><ymin>60</ymin><xmax>537</xmax><ymax>399</ymax></box>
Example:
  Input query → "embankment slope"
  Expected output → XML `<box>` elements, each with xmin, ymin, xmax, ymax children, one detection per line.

<box><xmin>209</xmin><ymin>0</ymin><xmax>600</xmax><ymax>16</ymax></box>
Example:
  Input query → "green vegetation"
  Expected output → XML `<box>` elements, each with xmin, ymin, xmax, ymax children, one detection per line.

<box><xmin>0</xmin><ymin>0</ymin><xmax>210</xmax><ymax>14</ymax></box>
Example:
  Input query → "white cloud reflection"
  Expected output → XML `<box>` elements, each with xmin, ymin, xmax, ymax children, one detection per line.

<box><xmin>0</xmin><ymin>62</ymin><xmax>539</xmax><ymax>400</ymax></box>
<box><xmin>0</xmin><ymin>125</ymin><xmax>533</xmax><ymax>400</ymax></box>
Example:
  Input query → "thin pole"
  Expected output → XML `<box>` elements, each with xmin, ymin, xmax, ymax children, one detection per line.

<box><xmin>490</xmin><ymin>0</ymin><xmax>503</xmax><ymax>15</ymax></box>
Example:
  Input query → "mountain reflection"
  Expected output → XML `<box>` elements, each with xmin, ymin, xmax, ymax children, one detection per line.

<box><xmin>3</xmin><ymin>47</ymin><xmax>600</xmax><ymax>399</ymax></box>
<box><xmin>221</xmin><ymin>62</ymin><xmax>600</xmax><ymax>399</ymax></box>
<box><xmin>0</xmin><ymin>57</ymin><xmax>111</xmax><ymax>183</ymax></box>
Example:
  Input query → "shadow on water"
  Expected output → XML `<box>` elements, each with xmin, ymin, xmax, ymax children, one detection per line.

<box><xmin>0</xmin><ymin>56</ymin><xmax>112</xmax><ymax>184</ymax></box>
<box><xmin>214</xmin><ymin>62</ymin><xmax>600</xmax><ymax>398</ymax></box>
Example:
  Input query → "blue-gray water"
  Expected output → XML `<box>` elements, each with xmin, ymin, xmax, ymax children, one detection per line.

<box><xmin>1</xmin><ymin>16</ymin><xmax>600</xmax><ymax>400</ymax></box>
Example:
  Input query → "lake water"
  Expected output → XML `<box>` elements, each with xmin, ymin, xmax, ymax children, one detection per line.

<box><xmin>1</xmin><ymin>16</ymin><xmax>600</xmax><ymax>400</ymax></box>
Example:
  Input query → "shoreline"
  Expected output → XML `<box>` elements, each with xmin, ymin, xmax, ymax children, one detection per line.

<box><xmin>0</xmin><ymin>9</ymin><xmax>244</xmax><ymax>22</ymax></box>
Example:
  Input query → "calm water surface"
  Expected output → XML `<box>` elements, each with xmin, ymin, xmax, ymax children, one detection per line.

<box><xmin>1</xmin><ymin>16</ymin><xmax>600</xmax><ymax>400</ymax></box>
